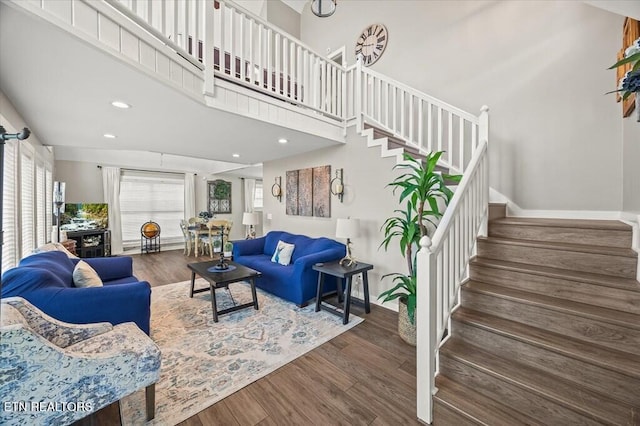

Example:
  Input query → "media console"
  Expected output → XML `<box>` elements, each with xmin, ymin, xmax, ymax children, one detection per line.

<box><xmin>66</xmin><ymin>229</ymin><xmax>111</xmax><ymax>258</ymax></box>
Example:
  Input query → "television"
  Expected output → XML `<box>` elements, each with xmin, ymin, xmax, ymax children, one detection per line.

<box><xmin>59</xmin><ymin>203</ymin><xmax>108</xmax><ymax>232</ymax></box>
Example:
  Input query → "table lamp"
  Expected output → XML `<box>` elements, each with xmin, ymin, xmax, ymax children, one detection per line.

<box><xmin>336</xmin><ymin>218</ymin><xmax>360</xmax><ymax>267</ymax></box>
<box><xmin>242</xmin><ymin>212</ymin><xmax>259</xmax><ymax>239</ymax></box>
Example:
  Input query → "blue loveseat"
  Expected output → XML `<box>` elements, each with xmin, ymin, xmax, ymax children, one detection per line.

<box><xmin>232</xmin><ymin>231</ymin><xmax>346</xmax><ymax>306</ymax></box>
<box><xmin>1</xmin><ymin>251</ymin><xmax>151</xmax><ymax>334</ymax></box>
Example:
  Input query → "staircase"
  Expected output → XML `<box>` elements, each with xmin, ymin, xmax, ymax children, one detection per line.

<box><xmin>433</xmin><ymin>204</ymin><xmax>640</xmax><ymax>425</ymax></box>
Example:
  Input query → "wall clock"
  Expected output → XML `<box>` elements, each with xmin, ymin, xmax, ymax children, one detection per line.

<box><xmin>355</xmin><ymin>24</ymin><xmax>388</xmax><ymax>66</ymax></box>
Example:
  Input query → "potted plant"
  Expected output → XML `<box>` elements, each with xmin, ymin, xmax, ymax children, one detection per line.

<box><xmin>223</xmin><ymin>241</ymin><xmax>233</xmax><ymax>258</ymax></box>
<box><xmin>379</xmin><ymin>152</ymin><xmax>461</xmax><ymax>345</ymax></box>
<box><xmin>213</xmin><ymin>238</ymin><xmax>222</xmax><ymax>253</ymax></box>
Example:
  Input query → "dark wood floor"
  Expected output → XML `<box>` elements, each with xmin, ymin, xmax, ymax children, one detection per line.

<box><xmin>77</xmin><ymin>249</ymin><xmax>419</xmax><ymax>426</ymax></box>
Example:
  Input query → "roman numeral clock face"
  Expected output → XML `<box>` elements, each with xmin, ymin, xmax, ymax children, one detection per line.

<box><xmin>355</xmin><ymin>24</ymin><xmax>388</xmax><ymax>66</ymax></box>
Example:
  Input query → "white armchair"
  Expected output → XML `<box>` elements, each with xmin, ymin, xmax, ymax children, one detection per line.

<box><xmin>0</xmin><ymin>297</ymin><xmax>161</xmax><ymax>425</ymax></box>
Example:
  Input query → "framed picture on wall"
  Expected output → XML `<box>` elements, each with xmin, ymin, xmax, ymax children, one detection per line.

<box><xmin>208</xmin><ymin>180</ymin><xmax>232</xmax><ymax>214</ymax></box>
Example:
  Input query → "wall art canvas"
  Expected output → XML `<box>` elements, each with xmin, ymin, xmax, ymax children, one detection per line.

<box><xmin>286</xmin><ymin>170</ymin><xmax>298</xmax><ymax>216</ymax></box>
<box><xmin>312</xmin><ymin>165</ymin><xmax>331</xmax><ymax>218</ymax></box>
<box><xmin>298</xmin><ymin>168</ymin><xmax>313</xmax><ymax>217</ymax></box>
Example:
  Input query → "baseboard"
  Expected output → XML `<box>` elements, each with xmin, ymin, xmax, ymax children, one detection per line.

<box><xmin>489</xmin><ymin>188</ymin><xmax>640</xmax><ymax>281</ymax></box>
<box><xmin>489</xmin><ymin>188</ymin><xmax>639</xmax><ymax>223</ymax></box>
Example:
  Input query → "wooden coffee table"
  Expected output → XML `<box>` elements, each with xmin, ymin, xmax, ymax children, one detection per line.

<box><xmin>188</xmin><ymin>260</ymin><xmax>261</xmax><ymax>322</ymax></box>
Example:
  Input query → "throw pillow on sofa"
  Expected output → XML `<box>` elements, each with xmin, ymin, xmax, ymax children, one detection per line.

<box><xmin>73</xmin><ymin>260</ymin><xmax>104</xmax><ymax>288</ymax></box>
<box><xmin>271</xmin><ymin>240</ymin><xmax>295</xmax><ymax>266</ymax></box>
<box><xmin>33</xmin><ymin>242</ymin><xmax>78</xmax><ymax>259</ymax></box>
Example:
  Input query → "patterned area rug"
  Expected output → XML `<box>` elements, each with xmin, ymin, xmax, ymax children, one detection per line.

<box><xmin>121</xmin><ymin>279</ymin><xmax>362</xmax><ymax>425</ymax></box>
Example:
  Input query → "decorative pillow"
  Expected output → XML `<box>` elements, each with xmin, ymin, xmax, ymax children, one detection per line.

<box><xmin>72</xmin><ymin>261</ymin><xmax>103</xmax><ymax>288</ymax></box>
<box><xmin>33</xmin><ymin>242</ymin><xmax>78</xmax><ymax>259</ymax></box>
<box><xmin>271</xmin><ymin>240</ymin><xmax>295</xmax><ymax>266</ymax></box>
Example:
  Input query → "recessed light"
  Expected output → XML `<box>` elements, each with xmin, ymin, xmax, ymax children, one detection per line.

<box><xmin>232</xmin><ymin>153</ymin><xmax>240</xmax><ymax>158</ymax></box>
<box><xmin>278</xmin><ymin>138</ymin><xmax>288</xmax><ymax>144</ymax></box>
<box><xmin>111</xmin><ymin>101</ymin><xmax>131</xmax><ymax>109</ymax></box>
<box><xmin>103</xmin><ymin>134</ymin><xmax>117</xmax><ymax>139</ymax></box>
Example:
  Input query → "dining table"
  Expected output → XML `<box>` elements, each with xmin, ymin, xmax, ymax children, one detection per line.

<box><xmin>187</xmin><ymin>223</ymin><xmax>222</xmax><ymax>257</ymax></box>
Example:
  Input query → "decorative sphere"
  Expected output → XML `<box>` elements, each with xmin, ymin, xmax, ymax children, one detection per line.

<box><xmin>141</xmin><ymin>222</ymin><xmax>160</xmax><ymax>239</ymax></box>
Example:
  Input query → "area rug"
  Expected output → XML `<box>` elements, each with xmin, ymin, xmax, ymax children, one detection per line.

<box><xmin>120</xmin><ymin>279</ymin><xmax>363</xmax><ymax>425</ymax></box>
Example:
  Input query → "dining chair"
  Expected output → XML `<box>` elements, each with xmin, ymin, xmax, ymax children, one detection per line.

<box><xmin>179</xmin><ymin>219</ymin><xmax>196</xmax><ymax>256</ymax></box>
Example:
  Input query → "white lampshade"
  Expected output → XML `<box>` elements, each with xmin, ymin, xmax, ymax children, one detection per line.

<box><xmin>336</xmin><ymin>218</ymin><xmax>360</xmax><ymax>239</ymax></box>
<box><xmin>242</xmin><ymin>212</ymin><xmax>259</xmax><ymax>226</ymax></box>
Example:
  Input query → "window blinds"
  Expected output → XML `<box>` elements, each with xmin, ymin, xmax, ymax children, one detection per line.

<box><xmin>2</xmin><ymin>141</ymin><xmax>17</xmax><ymax>272</ymax></box>
<box><xmin>20</xmin><ymin>151</ymin><xmax>34</xmax><ymax>258</ymax></box>
<box><xmin>119</xmin><ymin>170</ymin><xmax>185</xmax><ymax>246</ymax></box>
<box><xmin>36</xmin><ymin>164</ymin><xmax>46</xmax><ymax>246</ymax></box>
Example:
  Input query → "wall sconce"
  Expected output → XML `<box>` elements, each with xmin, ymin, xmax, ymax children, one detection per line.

<box><xmin>271</xmin><ymin>176</ymin><xmax>282</xmax><ymax>202</ymax></box>
<box><xmin>330</xmin><ymin>168</ymin><xmax>344</xmax><ymax>202</ymax></box>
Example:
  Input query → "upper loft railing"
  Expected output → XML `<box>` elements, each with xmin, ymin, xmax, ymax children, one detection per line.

<box><xmin>110</xmin><ymin>0</ymin><xmax>345</xmax><ymax>119</ymax></box>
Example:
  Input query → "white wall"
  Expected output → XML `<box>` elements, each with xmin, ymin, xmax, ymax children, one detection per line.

<box><xmin>263</xmin><ymin>127</ymin><xmax>408</xmax><ymax>309</ymax></box>
<box><xmin>53</xmin><ymin>161</ymin><xmax>103</xmax><ymax>203</ymax></box>
<box><xmin>300</xmin><ymin>0</ymin><xmax>625</xmax><ymax>212</ymax></box>
<box><xmin>0</xmin><ymin>91</ymin><xmax>52</xmax><ymax>163</ymax></box>
<box><xmin>267</xmin><ymin>0</ymin><xmax>301</xmax><ymax>39</ymax></box>
<box><xmin>622</xmin><ymin>112</ymin><xmax>640</xmax><ymax>214</ymax></box>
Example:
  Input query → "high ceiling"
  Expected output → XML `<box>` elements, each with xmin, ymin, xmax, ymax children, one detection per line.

<box><xmin>0</xmin><ymin>2</ymin><xmax>340</xmax><ymax>175</ymax></box>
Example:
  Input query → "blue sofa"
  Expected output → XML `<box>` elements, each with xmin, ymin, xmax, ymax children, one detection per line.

<box><xmin>232</xmin><ymin>231</ymin><xmax>346</xmax><ymax>306</ymax></box>
<box><xmin>1</xmin><ymin>251</ymin><xmax>151</xmax><ymax>334</ymax></box>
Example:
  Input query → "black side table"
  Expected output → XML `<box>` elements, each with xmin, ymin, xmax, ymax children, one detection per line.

<box><xmin>313</xmin><ymin>261</ymin><xmax>373</xmax><ymax>324</ymax></box>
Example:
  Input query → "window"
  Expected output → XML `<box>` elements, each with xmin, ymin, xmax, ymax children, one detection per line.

<box><xmin>2</xmin><ymin>140</ymin><xmax>17</xmax><ymax>273</ymax></box>
<box><xmin>20</xmin><ymin>151</ymin><xmax>34</xmax><ymax>257</ymax></box>
<box><xmin>253</xmin><ymin>180</ymin><xmax>263</xmax><ymax>209</ymax></box>
<box><xmin>119</xmin><ymin>170</ymin><xmax>185</xmax><ymax>247</ymax></box>
<box><xmin>36</xmin><ymin>164</ymin><xmax>46</xmax><ymax>246</ymax></box>
<box><xmin>46</xmin><ymin>169</ymin><xmax>53</xmax><ymax>242</ymax></box>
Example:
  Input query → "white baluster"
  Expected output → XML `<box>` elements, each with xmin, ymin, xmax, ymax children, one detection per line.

<box><xmin>204</xmin><ymin>0</ymin><xmax>215</xmax><ymax>95</ymax></box>
<box><xmin>239</xmin><ymin>14</ymin><xmax>245</xmax><ymax>81</ymax></box>
<box><xmin>418</xmin><ymin>100</ymin><xmax>423</xmax><ymax>152</ymax></box>
<box><xmin>459</xmin><ymin>118</ymin><xmax>465</xmax><ymax>169</ymax></box>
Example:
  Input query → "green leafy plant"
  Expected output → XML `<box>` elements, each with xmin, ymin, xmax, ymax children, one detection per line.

<box><xmin>379</xmin><ymin>152</ymin><xmax>462</xmax><ymax>324</ymax></box>
<box><xmin>607</xmin><ymin>37</ymin><xmax>640</xmax><ymax>100</ymax></box>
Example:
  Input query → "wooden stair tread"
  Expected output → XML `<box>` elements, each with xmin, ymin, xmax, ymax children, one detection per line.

<box><xmin>489</xmin><ymin>217</ymin><xmax>632</xmax><ymax>231</ymax></box>
<box><xmin>453</xmin><ymin>307</ymin><xmax>640</xmax><ymax>379</ymax></box>
<box><xmin>440</xmin><ymin>338</ymin><xmax>637</xmax><ymax>425</ymax></box>
<box><xmin>464</xmin><ymin>280</ymin><xmax>640</xmax><ymax>330</ymax></box>
<box><xmin>434</xmin><ymin>376</ymin><xmax>542</xmax><ymax>426</ymax></box>
<box><xmin>479</xmin><ymin>236</ymin><xmax>637</xmax><ymax>258</ymax></box>
<box><xmin>470</xmin><ymin>257</ymin><xmax>640</xmax><ymax>291</ymax></box>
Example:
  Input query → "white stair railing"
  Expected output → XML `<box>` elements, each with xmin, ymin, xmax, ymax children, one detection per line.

<box><xmin>353</xmin><ymin>58</ymin><xmax>480</xmax><ymax>173</ymax></box>
<box><xmin>109</xmin><ymin>0</ymin><xmax>347</xmax><ymax>120</ymax></box>
<box><xmin>212</xmin><ymin>1</ymin><xmax>345</xmax><ymax>119</ymax></box>
<box><xmin>415</xmin><ymin>106</ymin><xmax>490</xmax><ymax>424</ymax></box>
<box><xmin>107</xmin><ymin>0</ymin><xmax>206</xmax><ymax>68</ymax></box>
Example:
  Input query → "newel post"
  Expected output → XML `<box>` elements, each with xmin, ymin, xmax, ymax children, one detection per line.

<box><xmin>478</xmin><ymin>105</ymin><xmax>490</xmax><ymax>238</ymax></box>
<box><xmin>203</xmin><ymin>0</ymin><xmax>216</xmax><ymax>96</ymax></box>
<box><xmin>416</xmin><ymin>235</ymin><xmax>437</xmax><ymax>424</ymax></box>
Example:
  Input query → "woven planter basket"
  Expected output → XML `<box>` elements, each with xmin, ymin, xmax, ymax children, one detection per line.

<box><xmin>398</xmin><ymin>296</ymin><xmax>416</xmax><ymax>346</ymax></box>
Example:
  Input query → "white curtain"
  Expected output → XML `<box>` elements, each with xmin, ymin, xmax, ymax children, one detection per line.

<box><xmin>102</xmin><ymin>167</ymin><xmax>123</xmax><ymax>255</ymax></box>
<box><xmin>243</xmin><ymin>178</ymin><xmax>256</xmax><ymax>235</ymax></box>
<box><xmin>184</xmin><ymin>173</ymin><xmax>196</xmax><ymax>220</ymax></box>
